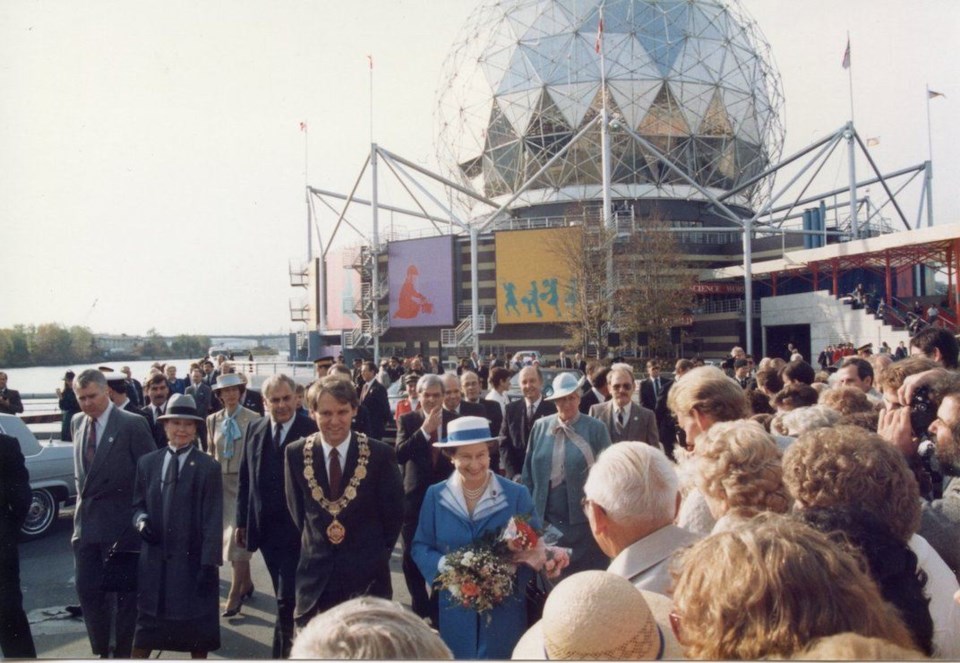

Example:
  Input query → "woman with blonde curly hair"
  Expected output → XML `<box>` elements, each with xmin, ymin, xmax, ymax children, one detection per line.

<box><xmin>670</xmin><ymin>514</ymin><xmax>917</xmax><ymax>659</ymax></box>
<box><xmin>782</xmin><ymin>426</ymin><xmax>960</xmax><ymax>657</ymax></box>
<box><xmin>694</xmin><ymin>420</ymin><xmax>789</xmax><ymax>532</ymax></box>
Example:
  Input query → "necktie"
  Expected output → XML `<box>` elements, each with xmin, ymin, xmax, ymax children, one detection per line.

<box><xmin>429</xmin><ymin>429</ymin><xmax>440</xmax><ymax>468</ymax></box>
<box><xmin>328</xmin><ymin>447</ymin><xmax>342</xmax><ymax>499</ymax></box>
<box><xmin>654</xmin><ymin>378</ymin><xmax>660</xmax><ymax>397</ymax></box>
<box><xmin>273</xmin><ymin>422</ymin><xmax>283</xmax><ymax>451</ymax></box>
<box><xmin>84</xmin><ymin>417</ymin><xmax>97</xmax><ymax>472</ymax></box>
<box><xmin>163</xmin><ymin>446</ymin><xmax>189</xmax><ymax>531</ymax></box>
<box><xmin>527</xmin><ymin>403</ymin><xmax>535</xmax><ymax>421</ymax></box>
<box><xmin>616</xmin><ymin>408</ymin><xmax>625</xmax><ymax>429</ymax></box>
<box><xmin>361</xmin><ymin>383</ymin><xmax>370</xmax><ymax>402</ymax></box>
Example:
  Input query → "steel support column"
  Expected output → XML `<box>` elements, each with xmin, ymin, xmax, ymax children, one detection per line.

<box><xmin>884</xmin><ymin>250</ymin><xmax>892</xmax><ymax>307</ymax></box>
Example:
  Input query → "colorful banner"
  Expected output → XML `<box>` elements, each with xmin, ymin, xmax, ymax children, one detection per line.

<box><xmin>388</xmin><ymin>236</ymin><xmax>455</xmax><ymax>327</ymax></box>
<box><xmin>324</xmin><ymin>250</ymin><xmax>361</xmax><ymax>331</ymax></box>
<box><xmin>495</xmin><ymin>228</ymin><xmax>579</xmax><ymax>324</ymax></box>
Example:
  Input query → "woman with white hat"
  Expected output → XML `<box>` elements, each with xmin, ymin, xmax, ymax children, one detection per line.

<box><xmin>512</xmin><ymin>570</ymin><xmax>683</xmax><ymax>660</ymax></box>
<box><xmin>206</xmin><ymin>373</ymin><xmax>261</xmax><ymax>617</ymax></box>
<box><xmin>412</xmin><ymin>416</ymin><xmax>541</xmax><ymax>659</ymax></box>
<box><xmin>522</xmin><ymin>372</ymin><xmax>611</xmax><ymax>577</ymax></box>
<box><xmin>131</xmin><ymin>393</ymin><xmax>223</xmax><ymax>658</ymax></box>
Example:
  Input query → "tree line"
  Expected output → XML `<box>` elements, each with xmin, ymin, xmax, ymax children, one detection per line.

<box><xmin>0</xmin><ymin>324</ymin><xmax>211</xmax><ymax>367</ymax></box>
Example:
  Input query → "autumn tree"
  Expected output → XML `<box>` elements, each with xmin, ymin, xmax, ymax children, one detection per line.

<box><xmin>613</xmin><ymin>214</ymin><xmax>697</xmax><ymax>357</ymax></box>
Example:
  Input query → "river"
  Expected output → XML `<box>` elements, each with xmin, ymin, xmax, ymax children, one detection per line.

<box><xmin>4</xmin><ymin>359</ymin><xmax>218</xmax><ymax>395</ymax></box>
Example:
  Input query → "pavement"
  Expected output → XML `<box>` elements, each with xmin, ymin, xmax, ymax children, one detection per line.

<box><xmin>20</xmin><ymin>506</ymin><xmax>413</xmax><ymax>659</ymax></box>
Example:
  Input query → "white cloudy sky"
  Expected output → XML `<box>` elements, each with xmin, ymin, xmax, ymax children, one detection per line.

<box><xmin>1</xmin><ymin>0</ymin><xmax>957</xmax><ymax>335</ymax></box>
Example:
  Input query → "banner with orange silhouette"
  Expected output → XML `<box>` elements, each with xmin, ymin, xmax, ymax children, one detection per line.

<box><xmin>495</xmin><ymin>228</ymin><xmax>579</xmax><ymax>324</ymax></box>
<box><xmin>388</xmin><ymin>236</ymin><xmax>455</xmax><ymax>328</ymax></box>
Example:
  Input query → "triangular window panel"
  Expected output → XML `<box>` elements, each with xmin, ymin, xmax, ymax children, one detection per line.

<box><xmin>699</xmin><ymin>89</ymin><xmax>734</xmax><ymax>137</ymax></box>
<box><xmin>637</xmin><ymin>82</ymin><xmax>691</xmax><ymax>137</ymax></box>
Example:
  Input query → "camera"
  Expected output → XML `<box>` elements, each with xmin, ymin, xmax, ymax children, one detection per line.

<box><xmin>909</xmin><ymin>386</ymin><xmax>937</xmax><ymax>440</ymax></box>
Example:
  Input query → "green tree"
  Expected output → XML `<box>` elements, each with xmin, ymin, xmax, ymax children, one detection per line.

<box><xmin>32</xmin><ymin>323</ymin><xmax>73</xmax><ymax>365</ymax></box>
<box><xmin>68</xmin><ymin>325</ymin><xmax>99</xmax><ymax>362</ymax></box>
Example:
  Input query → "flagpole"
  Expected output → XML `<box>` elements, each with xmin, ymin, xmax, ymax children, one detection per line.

<box><xmin>842</xmin><ymin>33</ymin><xmax>858</xmax><ymax>237</ymax></box>
<box><xmin>301</xmin><ymin>121</ymin><xmax>311</xmax><ymax>261</ymax></box>
<box><xmin>846</xmin><ymin>32</ymin><xmax>855</xmax><ymax>125</ymax></box>
<box><xmin>598</xmin><ymin>5</ymin><xmax>612</xmax><ymax>231</ymax></box>
<box><xmin>926</xmin><ymin>84</ymin><xmax>934</xmax><ymax>165</ymax></box>
<box><xmin>367</xmin><ymin>55</ymin><xmax>374</xmax><ymax>145</ymax></box>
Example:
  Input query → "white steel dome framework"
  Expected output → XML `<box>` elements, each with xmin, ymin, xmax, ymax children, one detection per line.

<box><xmin>435</xmin><ymin>0</ymin><xmax>785</xmax><ymax>213</ymax></box>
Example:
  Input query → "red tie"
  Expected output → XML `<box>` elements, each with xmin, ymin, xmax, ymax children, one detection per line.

<box><xmin>328</xmin><ymin>448</ymin><xmax>342</xmax><ymax>499</ymax></box>
<box><xmin>84</xmin><ymin>417</ymin><xmax>97</xmax><ymax>471</ymax></box>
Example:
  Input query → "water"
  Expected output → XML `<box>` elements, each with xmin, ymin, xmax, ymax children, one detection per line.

<box><xmin>4</xmin><ymin>359</ymin><xmax>207</xmax><ymax>395</ymax></box>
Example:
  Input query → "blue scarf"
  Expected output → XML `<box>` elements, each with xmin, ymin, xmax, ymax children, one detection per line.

<box><xmin>221</xmin><ymin>412</ymin><xmax>242</xmax><ymax>459</ymax></box>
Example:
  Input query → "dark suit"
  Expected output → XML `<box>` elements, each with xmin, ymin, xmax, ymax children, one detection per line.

<box><xmin>556</xmin><ymin>356</ymin><xmax>574</xmax><ymax>369</ymax></box>
<box><xmin>127</xmin><ymin>379</ymin><xmax>144</xmax><ymax>408</ymax></box>
<box><xmin>640</xmin><ymin>378</ymin><xmax>675</xmax><ymax>459</ymax></box>
<box><xmin>0</xmin><ymin>434</ymin><xmax>35</xmax><ymax>658</ymax></box>
<box><xmin>186</xmin><ymin>382</ymin><xmax>214</xmax><ymax>451</ymax></box>
<box><xmin>243</xmin><ymin>389</ymin><xmax>265</xmax><ymax>416</ymax></box>
<box><xmin>579</xmin><ymin>388</ymin><xmax>606</xmax><ymax>414</ymax></box>
<box><xmin>140</xmin><ymin>404</ymin><xmax>168</xmax><ymax>449</ymax></box>
<box><xmin>236</xmin><ymin>414</ymin><xmax>318</xmax><ymax>658</ymax></box>
<box><xmin>360</xmin><ymin>380</ymin><xmax>391</xmax><ymax>441</ymax></box>
<box><xmin>284</xmin><ymin>434</ymin><xmax>403</xmax><ymax>624</ymax></box>
<box><xmin>395</xmin><ymin>411</ymin><xmax>456</xmax><ymax>619</ymax></box>
<box><xmin>132</xmin><ymin>447</ymin><xmax>222</xmax><ymax>648</ymax></box>
<box><xmin>0</xmin><ymin>387</ymin><xmax>23</xmax><ymax>415</ymax></box>
<box><xmin>499</xmin><ymin>398</ymin><xmax>556</xmax><ymax>480</ymax></box>
<box><xmin>71</xmin><ymin>406</ymin><xmax>155</xmax><ymax>658</ymax></box>
<box><xmin>589</xmin><ymin>401</ymin><xmax>660</xmax><ymax>447</ymax></box>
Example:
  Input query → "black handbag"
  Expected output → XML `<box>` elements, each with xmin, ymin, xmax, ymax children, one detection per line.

<box><xmin>102</xmin><ymin>536</ymin><xmax>139</xmax><ymax>593</ymax></box>
<box><xmin>525</xmin><ymin>570</ymin><xmax>553</xmax><ymax>626</ymax></box>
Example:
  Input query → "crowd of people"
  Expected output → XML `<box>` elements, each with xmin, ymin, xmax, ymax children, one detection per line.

<box><xmin>2</xmin><ymin>327</ymin><xmax>960</xmax><ymax>659</ymax></box>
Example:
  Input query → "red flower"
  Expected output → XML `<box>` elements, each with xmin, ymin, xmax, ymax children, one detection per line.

<box><xmin>461</xmin><ymin>581</ymin><xmax>480</xmax><ymax>597</ymax></box>
<box><xmin>515</xmin><ymin>520</ymin><xmax>539</xmax><ymax>548</ymax></box>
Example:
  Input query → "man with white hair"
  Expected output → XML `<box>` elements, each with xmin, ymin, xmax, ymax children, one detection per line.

<box><xmin>582</xmin><ymin>442</ymin><xmax>702</xmax><ymax>593</ymax></box>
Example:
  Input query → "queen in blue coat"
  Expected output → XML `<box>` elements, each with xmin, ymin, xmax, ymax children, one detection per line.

<box><xmin>412</xmin><ymin>417</ymin><xmax>540</xmax><ymax>660</ymax></box>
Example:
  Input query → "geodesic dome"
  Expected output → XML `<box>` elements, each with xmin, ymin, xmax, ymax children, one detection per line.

<box><xmin>435</xmin><ymin>0</ymin><xmax>785</xmax><ymax>213</ymax></box>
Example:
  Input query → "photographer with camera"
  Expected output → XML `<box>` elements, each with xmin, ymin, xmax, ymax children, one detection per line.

<box><xmin>878</xmin><ymin>358</ymin><xmax>960</xmax><ymax>580</ymax></box>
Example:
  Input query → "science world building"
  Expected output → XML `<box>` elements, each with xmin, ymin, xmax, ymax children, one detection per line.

<box><xmin>294</xmin><ymin>0</ymin><xmax>928</xmax><ymax>364</ymax></box>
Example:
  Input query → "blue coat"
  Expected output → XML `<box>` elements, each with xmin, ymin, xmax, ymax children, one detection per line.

<box><xmin>412</xmin><ymin>473</ymin><xmax>539</xmax><ymax>660</ymax></box>
<box><xmin>522</xmin><ymin>413</ymin><xmax>611</xmax><ymax>527</ymax></box>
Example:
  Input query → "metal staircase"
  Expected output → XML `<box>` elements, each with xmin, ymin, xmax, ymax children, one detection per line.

<box><xmin>343</xmin><ymin>246</ymin><xmax>388</xmax><ymax>349</ymax></box>
<box><xmin>441</xmin><ymin>306</ymin><xmax>498</xmax><ymax>349</ymax></box>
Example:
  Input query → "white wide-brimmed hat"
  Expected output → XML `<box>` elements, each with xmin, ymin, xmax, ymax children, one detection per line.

<box><xmin>511</xmin><ymin>570</ymin><xmax>683</xmax><ymax>660</ymax></box>
<box><xmin>434</xmin><ymin>416</ymin><xmax>498</xmax><ymax>448</ymax></box>
<box><xmin>157</xmin><ymin>393</ymin><xmax>204</xmax><ymax>422</ymax></box>
<box><xmin>212</xmin><ymin>373</ymin><xmax>245</xmax><ymax>392</ymax></box>
<box><xmin>543</xmin><ymin>372</ymin><xmax>585</xmax><ymax>401</ymax></box>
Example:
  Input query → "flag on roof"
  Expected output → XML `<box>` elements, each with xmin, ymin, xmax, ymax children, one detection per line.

<box><xmin>595</xmin><ymin>16</ymin><xmax>604</xmax><ymax>54</ymax></box>
<box><xmin>841</xmin><ymin>38</ymin><xmax>851</xmax><ymax>69</ymax></box>
<box><xmin>299</xmin><ymin>121</ymin><xmax>307</xmax><ymax>132</ymax></box>
<box><xmin>928</xmin><ymin>89</ymin><xmax>945</xmax><ymax>99</ymax></box>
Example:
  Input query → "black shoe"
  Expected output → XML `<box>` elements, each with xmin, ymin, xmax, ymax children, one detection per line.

<box><xmin>65</xmin><ymin>605</ymin><xmax>83</xmax><ymax>618</ymax></box>
<box><xmin>241</xmin><ymin>585</ymin><xmax>254</xmax><ymax>602</ymax></box>
<box><xmin>222</xmin><ymin>603</ymin><xmax>242</xmax><ymax>618</ymax></box>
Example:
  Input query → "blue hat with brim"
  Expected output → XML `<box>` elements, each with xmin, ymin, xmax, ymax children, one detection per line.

<box><xmin>434</xmin><ymin>415</ymin><xmax>498</xmax><ymax>448</ymax></box>
<box><xmin>544</xmin><ymin>372</ymin><xmax>586</xmax><ymax>401</ymax></box>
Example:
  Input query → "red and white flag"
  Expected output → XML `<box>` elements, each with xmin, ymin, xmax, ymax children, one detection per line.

<box><xmin>299</xmin><ymin>121</ymin><xmax>307</xmax><ymax>132</ymax></box>
<box><xmin>841</xmin><ymin>38</ymin><xmax>851</xmax><ymax>69</ymax></box>
<box><xmin>594</xmin><ymin>16</ymin><xmax>604</xmax><ymax>54</ymax></box>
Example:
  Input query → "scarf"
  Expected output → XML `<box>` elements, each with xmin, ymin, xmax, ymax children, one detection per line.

<box><xmin>220</xmin><ymin>411</ymin><xmax>242</xmax><ymax>459</ymax></box>
<box><xmin>549</xmin><ymin>414</ymin><xmax>596</xmax><ymax>489</ymax></box>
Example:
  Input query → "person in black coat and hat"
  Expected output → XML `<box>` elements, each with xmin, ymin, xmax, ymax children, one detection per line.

<box><xmin>131</xmin><ymin>393</ymin><xmax>222</xmax><ymax>658</ymax></box>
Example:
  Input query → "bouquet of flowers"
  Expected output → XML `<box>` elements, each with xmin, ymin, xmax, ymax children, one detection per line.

<box><xmin>434</xmin><ymin>545</ymin><xmax>517</xmax><ymax>614</ymax></box>
<box><xmin>434</xmin><ymin>516</ymin><xmax>572</xmax><ymax>614</ymax></box>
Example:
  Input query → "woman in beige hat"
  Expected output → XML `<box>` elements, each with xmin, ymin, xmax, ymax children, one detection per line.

<box><xmin>206</xmin><ymin>373</ymin><xmax>260</xmax><ymax>617</ymax></box>
<box><xmin>512</xmin><ymin>570</ymin><xmax>682</xmax><ymax>660</ymax></box>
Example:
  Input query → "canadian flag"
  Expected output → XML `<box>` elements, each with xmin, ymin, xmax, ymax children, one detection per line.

<box><xmin>595</xmin><ymin>16</ymin><xmax>604</xmax><ymax>54</ymax></box>
<box><xmin>299</xmin><ymin>122</ymin><xmax>307</xmax><ymax>132</ymax></box>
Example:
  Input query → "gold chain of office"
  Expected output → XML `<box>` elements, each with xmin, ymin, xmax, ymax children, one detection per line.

<box><xmin>302</xmin><ymin>432</ymin><xmax>371</xmax><ymax>545</ymax></box>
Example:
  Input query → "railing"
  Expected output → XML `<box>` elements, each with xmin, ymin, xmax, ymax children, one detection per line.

<box><xmin>440</xmin><ymin>328</ymin><xmax>457</xmax><ymax>347</ymax></box>
<box><xmin>693</xmin><ymin>299</ymin><xmax>761</xmax><ymax>315</ymax></box>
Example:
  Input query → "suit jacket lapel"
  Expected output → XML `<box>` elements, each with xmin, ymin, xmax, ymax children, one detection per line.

<box><xmin>87</xmin><ymin>410</ymin><xmax>120</xmax><ymax>479</ymax></box>
<box><xmin>342</xmin><ymin>437</ymin><xmax>360</xmax><ymax>487</ymax></box>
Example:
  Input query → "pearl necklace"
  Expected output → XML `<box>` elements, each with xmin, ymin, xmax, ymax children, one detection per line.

<box><xmin>461</xmin><ymin>472</ymin><xmax>490</xmax><ymax>501</ymax></box>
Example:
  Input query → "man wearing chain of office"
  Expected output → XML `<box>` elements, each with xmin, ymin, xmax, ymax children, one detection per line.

<box><xmin>284</xmin><ymin>375</ymin><xmax>403</xmax><ymax>628</ymax></box>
